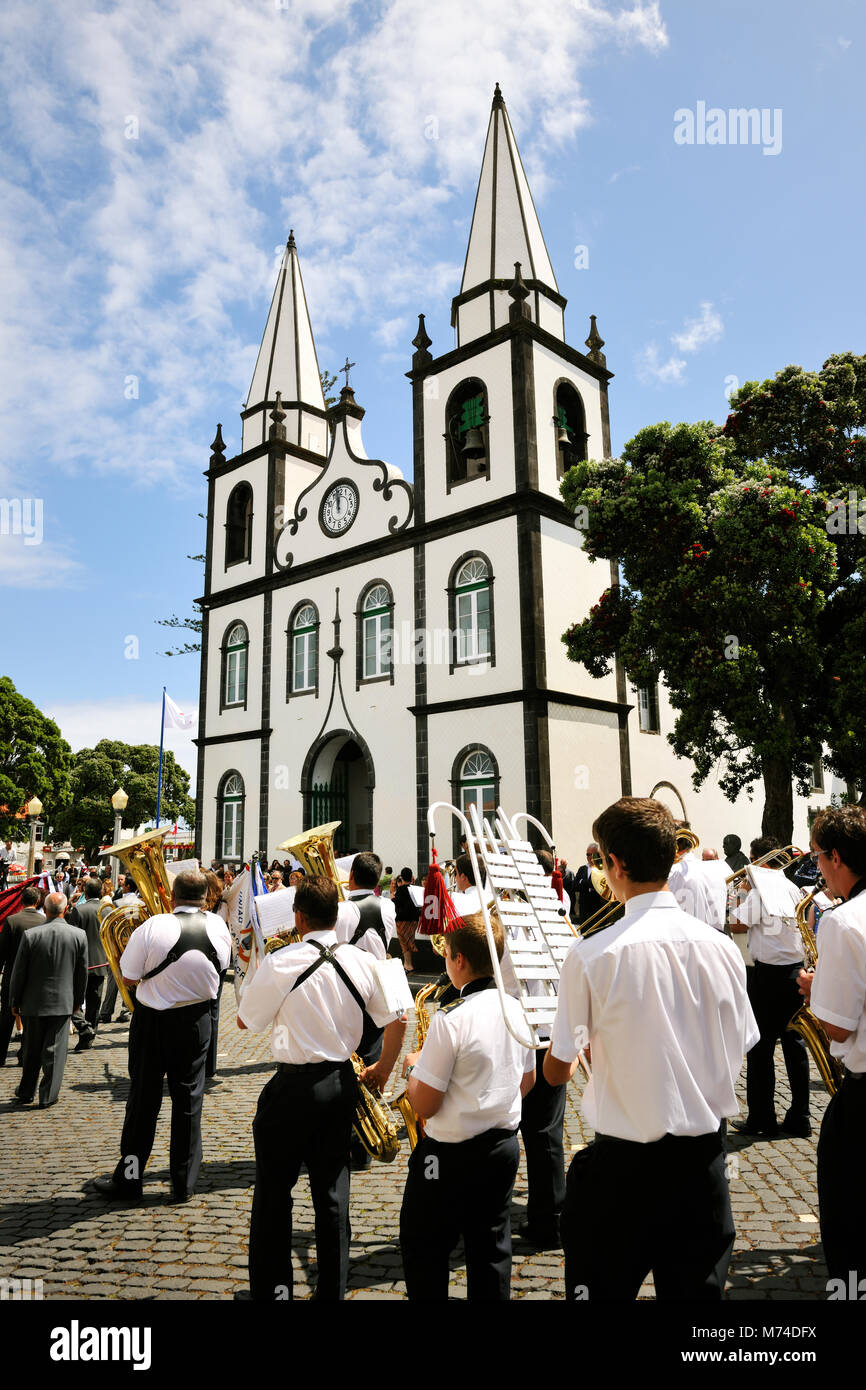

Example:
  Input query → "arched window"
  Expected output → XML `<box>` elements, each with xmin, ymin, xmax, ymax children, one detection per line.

<box><xmin>225</xmin><ymin>482</ymin><xmax>253</xmax><ymax>566</ymax></box>
<box><xmin>357</xmin><ymin>582</ymin><xmax>394</xmax><ymax>686</ymax></box>
<box><xmin>288</xmin><ymin>602</ymin><xmax>319</xmax><ymax>698</ymax></box>
<box><xmin>221</xmin><ymin>621</ymin><xmax>249</xmax><ymax>711</ymax></box>
<box><xmin>217</xmin><ymin>771</ymin><xmax>245</xmax><ymax>863</ymax></box>
<box><xmin>450</xmin><ymin>744</ymin><xmax>500</xmax><ymax>851</ymax></box>
<box><xmin>553</xmin><ymin>381</ymin><xmax>588</xmax><ymax>480</ymax></box>
<box><xmin>445</xmin><ymin>378</ymin><xmax>489</xmax><ymax>491</ymax></box>
<box><xmin>447</xmin><ymin>554</ymin><xmax>495</xmax><ymax>671</ymax></box>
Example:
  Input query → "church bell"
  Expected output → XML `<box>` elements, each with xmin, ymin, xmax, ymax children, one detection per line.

<box><xmin>461</xmin><ymin>427</ymin><xmax>486</xmax><ymax>459</ymax></box>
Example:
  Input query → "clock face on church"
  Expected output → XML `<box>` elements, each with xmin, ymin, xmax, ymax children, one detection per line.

<box><xmin>320</xmin><ymin>480</ymin><xmax>359</xmax><ymax>536</ymax></box>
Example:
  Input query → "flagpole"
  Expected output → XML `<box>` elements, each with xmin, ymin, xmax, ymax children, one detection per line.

<box><xmin>156</xmin><ymin>686</ymin><xmax>166</xmax><ymax>828</ymax></box>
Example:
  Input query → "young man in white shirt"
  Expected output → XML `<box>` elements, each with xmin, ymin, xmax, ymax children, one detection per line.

<box><xmin>238</xmin><ymin>874</ymin><xmax>406</xmax><ymax>1300</ymax></box>
<box><xmin>797</xmin><ymin>805</ymin><xmax>866</xmax><ymax>1288</ymax></box>
<box><xmin>399</xmin><ymin>910</ymin><xmax>536</xmax><ymax>1301</ymax></box>
<box><xmin>545</xmin><ymin>796</ymin><xmax>758</xmax><ymax>1301</ymax></box>
<box><xmin>729</xmin><ymin>836</ymin><xmax>809</xmax><ymax>1138</ymax></box>
<box><xmin>93</xmin><ymin>867</ymin><xmax>232</xmax><ymax>1203</ymax></box>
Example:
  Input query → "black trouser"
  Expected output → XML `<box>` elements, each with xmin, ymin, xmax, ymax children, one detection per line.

<box><xmin>112</xmin><ymin>999</ymin><xmax>211</xmax><ymax>1197</ymax></box>
<box><xmin>0</xmin><ymin>985</ymin><xmax>21</xmax><ymax>1065</ymax></box>
<box><xmin>746</xmin><ymin>960</ymin><xmax>809</xmax><ymax>1128</ymax></box>
<box><xmin>206</xmin><ymin>974</ymin><xmax>224</xmax><ymax>1077</ymax></box>
<box><xmin>818</xmin><ymin>1073</ymin><xmax>866</xmax><ymax>1284</ymax></box>
<box><xmin>19</xmin><ymin>1015</ymin><xmax>70</xmax><ymax>1105</ymax></box>
<box><xmin>519</xmin><ymin>1046</ymin><xmax>566</xmax><ymax>1237</ymax></box>
<box><xmin>248</xmin><ymin>1059</ymin><xmax>356</xmax><ymax>1301</ymax></box>
<box><xmin>400</xmin><ymin>1128</ymin><xmax>520</xmax><ymax>1301</ymax></box>
<box><xmin>72</xmin><ymin>974</ymin><xmax>105</xmax><ymax>1037</ymax></box>
<box><xmin>561</xmin><ymin>1127</ymin><xmax>734</xmax><ymax>1300</ymax></box>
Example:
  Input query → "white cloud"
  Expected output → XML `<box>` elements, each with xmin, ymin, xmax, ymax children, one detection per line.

<box><xmin>838</xmin><ymin>36</ymin><xmax>852</xmax><ymax>49</ymax></box>
<box><xmin>45</xmin><ymin>698</ymin><xmax>199</xmax><ymax>782</ymax></box>
<box><xmin>637</xmin><ymin>301</ymin><xmax>724</xmax><ymax>386</ymax></box>
<box><xmin>0</xmin><ymin>0</ymin><xmax>668</xmax><ymax>496</ymax></box>
<box><xmin>636</xmin><ymin>343</ymin><xmax>687</xmax><ymax>386</ymax></box>
<box><xmin>671</xmin><ymin>301</ymin><xmax>724</xmax><ymax>353</ymax></box>
<box><xmin>0</xmin><ymin>536</ymin><xmax>86</xmax><ymax>589</ymax></box>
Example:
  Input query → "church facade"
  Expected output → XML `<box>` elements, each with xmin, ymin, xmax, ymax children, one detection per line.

<box><xmin>195</xmin><ymin>87</ymin><xmax>834</xmax><ymax>872</ymax></box>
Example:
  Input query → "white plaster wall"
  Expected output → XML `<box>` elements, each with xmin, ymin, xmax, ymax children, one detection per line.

<box><xmin>204</xmin><ymin>595</ymin><xmax>265</xmax><ymax>740</ymax></box>
<box><xmin>424</xmin><ymin>518</ymin><xmax>522</xmax><ymax>704</ymax></box>
<box><xmin>200</xmin><ymin>738</ymin><xmax>261</xmax><ymax>865</ymax></box>
<box><xmin>548</xmin><ymin>702</ymin><xmax>623</xmax><ymax>861</ymax></box>
<box><xmin>210</xmin><ymin>462</ymin><xmax>269</xmax><ymax>594</ymax></box>
<box><xmin>532</xmin><ymin>342</ymin><xmax>606</xmax><ymax>500</ymax></box>
<box><xmin>422</xmin><ymin>341</ymin><xmax>515</xmax><ymax>524</ymax></box>
<box><xmin>426</xmin><ymin>701</ymin><xmax>530</xmax><ymax>837</ymax></box>
<box><xmin>456</xmin><ymin>295</ymin><xmax>492</xmax><ymax>347</ymax></box>
<box><xmin>537</xmin><ymin>298</ymin><xmax>565</xmax><ymax>340</ymax></box>
<box><xmin>539</xmin><ymin>517</ymin><xmax>620</xmax><ymax>703</ymax></box>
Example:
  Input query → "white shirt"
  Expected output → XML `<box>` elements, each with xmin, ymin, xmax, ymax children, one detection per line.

<box><xmin>811</xmin><ymin>886</ymin><xmax>866</xmax><ymax>1075</ymax></box>
<box><xmin>335</xmin><ymin>890</ymin><xmax>396</xmax><ymax>960</ymax></box>
<box><xmin>550</xmin><ymin>890</ymin><xmax>759</xmax><ymax>1143</ymax></box>
<box><xmin>412</xmin><ymin>983</ymin><xmax>535</xmax><ymax>1144</ymax></box>
<box><xmin>119</xmin><ymin>907</ymin><xmax>232</xmax><ymax>1011</ymax></box>
<box><xmin>731</xmin><ymin>886</ymin><xmax>804</xmax><ymax>965</ymax></box>
<box><xmin>237</xmin><ymin>929</ymin><xmax>401</xmax><ymax>1063</ymax></box>
<box><xmin>667</xmin><ymin>856</ymin><xmax>726</xmax><ymax>930</ymax></box>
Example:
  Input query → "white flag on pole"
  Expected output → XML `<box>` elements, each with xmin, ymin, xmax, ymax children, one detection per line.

<box><xmin>164</xmin><ymin>693</ymin><xmax>195</xmax><ymax>730</ymax></box>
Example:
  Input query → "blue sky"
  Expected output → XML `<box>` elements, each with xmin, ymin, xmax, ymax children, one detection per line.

<box><xmin>1</xmin><ymin>0</ymin><xmax>863</xmax><ymax>784</ymax></box>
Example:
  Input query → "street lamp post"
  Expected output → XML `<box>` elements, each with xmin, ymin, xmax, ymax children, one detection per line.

<box><xmin>111</xmin><ymin>788</ymin><xmax>129</xmax><ymax>858</ymax></box>
<box><xmin>26</xmin><ymin>796</ymin><xmax>43</xmax><ymax>877</ymax></box>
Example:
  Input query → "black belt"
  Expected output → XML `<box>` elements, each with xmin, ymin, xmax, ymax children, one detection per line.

<box><xmin>843</xmin><ymin>1067</ymin><xmax>866</xmax><ymax>1082</ymax></box>
<box><xmin>276</xmin><ymin>1058</ymin><xmax>352</xmax><ymax>1075</ymax></box>
<box><xmin>752</xmin><ymin>959</ymin><xmax>804</xmax><ymax>969</ymax></box>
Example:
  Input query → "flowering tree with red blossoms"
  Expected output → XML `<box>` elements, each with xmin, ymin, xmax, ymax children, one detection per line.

<box><xmin>560</xmin><ymin>353</ymin><xmax>866</xmax><ymax>843</ymax></box>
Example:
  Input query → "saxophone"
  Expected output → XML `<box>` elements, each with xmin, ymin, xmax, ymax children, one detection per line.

<box><xmin>786</xmin><ymin>886</ymin><xmax>843</xmax><ymax>1096</ymax></box>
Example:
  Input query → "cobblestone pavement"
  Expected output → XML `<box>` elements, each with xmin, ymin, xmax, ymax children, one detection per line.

<box><xmin>0</xmin><ymin>990</ymin><xmax>829</xmax><ymax>1301</ymax></box>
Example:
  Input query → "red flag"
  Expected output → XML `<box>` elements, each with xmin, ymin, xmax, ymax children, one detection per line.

<box><xmin>0</xmin><ymin>874</ymin><xmax>51</xmax><ymax>930</ymax></box>
<box><xmin>551</xmin><ymin>856</ymin><xmax>565</xmax><ymax>904</ymax></box>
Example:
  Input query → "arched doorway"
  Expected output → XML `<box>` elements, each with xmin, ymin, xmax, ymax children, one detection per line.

<box><xmin>302</xmin><ymin>730</ymin><xmax>375</xmax><ymax>856</ymax></box>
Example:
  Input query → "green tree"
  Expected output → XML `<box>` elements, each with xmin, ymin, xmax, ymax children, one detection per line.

<box><xmin>560</xmin><ymin>353</ymin><xmax>865</xmax><ymax>842</ymax></box>
<box><xmin>53</xmin><ymin>740</ymin><xmax>195</xmax><ymax>857</ymax></box>
<box><xmin>0</xmin><ymin>678</ymin><xmax>73</xmax><ymax>840</ymax></box>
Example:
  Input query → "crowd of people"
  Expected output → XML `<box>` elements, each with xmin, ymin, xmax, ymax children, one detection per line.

<box><xmin>1</xmin><ymin>799</ymin><xmax>865</xmax><ymax>1303</ymax></box>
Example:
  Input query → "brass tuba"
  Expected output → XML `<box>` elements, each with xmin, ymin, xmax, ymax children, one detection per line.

<box><xmin>99</xmin><ymin>827</ymin><xmax>175</xmax><ymax>1013</ymax></box>
<box><xmin>276</xmin><ymin>822</ymin><xmax>400</xmax><ymax>1162</ymax></box>
<box><xmin>786</xmin><ymin>885</ymin><xmax>843</xmax><ymax>1096</ymax></box>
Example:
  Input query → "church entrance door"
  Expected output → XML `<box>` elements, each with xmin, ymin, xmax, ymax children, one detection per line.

<box><xmin>306</xmin><ymin>735</ymin><xmax>373</xmax><ymax>857</ymax></box>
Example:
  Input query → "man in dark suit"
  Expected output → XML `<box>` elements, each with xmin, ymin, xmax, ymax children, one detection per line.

<box><xmin>70</xmin><ymin>878</ymin><xmax>109</xmax><ymax>1050</ymax></box>
<box><xmin>0</xmin><ymin>885</ymin><xmax>46</xmax><ymax>1065</ymax></box>
<box><xmin>573</xmin><ymin>842</ymin><xmax>606</xmax><ymax>925</ymax></box>
<box><xmin>10</xmin><ymin>892</ymin><xmax>87</xmax><ymax>1108</ymax></box>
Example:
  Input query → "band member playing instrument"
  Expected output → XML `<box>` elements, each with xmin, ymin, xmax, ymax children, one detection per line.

<box><xmin>797</xmin><ymin>806</ymin><xmax>866</xmax><ymax>1287</ymax></box>
<box><xmin>544</xmin><ymin>797</ymin><xmax>757</xmax><ymax>1301</ymax></box>
<box><xmin>237</xmin><ymin>875</ymin><xmax>406</xmax><ymax>1300</ymax></box>
<box><xmin>729</xmin><ymin>836</ymin><xmax>810</xmax><ymax>1138</ymax></box>
<box><xmin>399</xmin><ymin>910</ymin><xmax>536</xmax><ymax>1300</ymax></box>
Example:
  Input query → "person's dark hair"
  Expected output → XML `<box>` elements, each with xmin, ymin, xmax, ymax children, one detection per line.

<box><xmin>399</xmin><ymin>867</ymin><xmax>414</xmax><ymax>883</ymax></box>
<box><xmin>750</xmin><ymin>835</ymin><xmax>783</xmax><ymax>865</ymax></box>
<box><xmin>21</xmin><ymin>885</ymin><xmax>40</xmax><ymax>906</ymax></box>
<box><xmin>84</xmin><ymin>877</ymin><xmax>102</xmax><ymax>900</ymax></box>
<box><xmin>455</xmin><ymin>853</ymin><xmax>476</xmax><ymax>885</ymax></box>
<box><xmin>122</xmin><ymin>875</ymin><xmax>138</xmax><ymax>895</ymax></box>
<box><xmin>536</xmin><ymin>849</ymin><xmax>555</xmax><ymax>875</ymax></box>
<box><xmin>723</xmin><ymin>834</ymin><xmax>741</xmax><ymax>854</ymax></box>
<box><xmin>592</xmin><ymin>797</ymin><xmax>677</xmax><ymax>883</ymax></box>
<box><xmin>294</xmin><ymin>875</ymin><xmax>339</xmax><ymax>929</ymax></box>
<box><xmin>351</xmin><ymin>852</ymin><xmax>382</xmax><ymax>889</ymax></box>
<box><xmin>172</xmin><ymin>867</ymin><xmax>209</xmax><ymax>905</ymax></box>
<box><xmin>447</xmin><ymin>910</ymin><xmax>504</xmax><ymax>975</ymax></box>
<box><xmin>812</xmin><ymin>806</ymin><xmax>866</xmax><ymax>877</ymax></box>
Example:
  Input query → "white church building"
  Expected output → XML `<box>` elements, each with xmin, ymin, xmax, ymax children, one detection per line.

<box><xmin>194</xmin><ymin>86</ymin><xmax>837</xmax><ymax>872</ymax></box>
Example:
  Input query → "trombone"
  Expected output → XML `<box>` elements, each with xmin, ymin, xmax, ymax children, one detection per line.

<box><xmin>725</xmin><ymin>844</ymin><xmax>805</xmax><ymax>887</ymax></box>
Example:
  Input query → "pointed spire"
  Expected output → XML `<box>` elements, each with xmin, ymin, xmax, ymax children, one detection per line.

<box><xmin>328</xmin><ymin>587</ymin><xmax>343</xmax><ymax>661</ymax></box>
<box><xmin>268</xmin><ymin>391</ymin><xmax>287</xmax><ymax>442</ymax></box>
<box><xmin>508</xmin><ymin>261</ymin><xmax>531</xmax><ymax>322</ymax></box>
<box><xmin>460</xmin><ymin>88</ymin><xmax>558</xmax><ymax>297</ymax></box>
<box><xmin>412</xmin><ymin>313</ymin><xmax>433</xmax><ymax>369</ymax></box>
<box><xmin>585</xmin><ymin>314</ymin><xmax>606</xmax><ymax>367</ymax></box>
<box><xmin>209</xmin><ymin>423</ymin><xmax>226</xmax><ymax>464</ymax></box>
<box><xmin>244</xmin><ymin>231</ymin><xmax>326</xmax><ymax>449</ymax></box>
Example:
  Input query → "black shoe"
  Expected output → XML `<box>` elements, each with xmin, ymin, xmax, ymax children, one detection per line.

<box><xmin>93</xmin><ymin>1176</ymin><xmax>142</xmax><ymax>1202</ymax></box>
<box><xmin>518</xmin><ymin>1220</ymin><xmax>560</xmax><ymax>1249</ymax></box>
<box><xmin>350</xmin><ymin>1150</ymin><xmax>373</xmax><ymax>1172</ymax></box>
<box><xmin>117</xmin><ymin>1011</ymin><xmax>131</xmax><ymax>1023</ymax></box>
<box><xmin>168</xmin><ymin>1191</ymin><xmax>194</xmax><ymax>1204</ymax></box>
<box><xmin>730</xmin><ymin>1117</ymin><xmax>779</xmax><ymax>1138</ymax></box>
<box><xmin>74</xmin><ymin>1037</ymin><xmax>94</xmax><ymax>1053</ymax></box>
<box><xmin>38</xmin><ymin>1097</ymin><xmax>59</xmax><ymax>1108</ymax></box>
<box><xmin>779</xmin><ymin>1121</ymin><xmax>812</xmax><ymax>1139</ymax></box>
<box><xmin>12</xmin><ymin>1092</ymin><xmax>34</xmax><ymax>1105</ymax></box>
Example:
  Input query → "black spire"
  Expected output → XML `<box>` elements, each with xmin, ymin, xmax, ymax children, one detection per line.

<box><xmin>508</xmin><ymin>261</ymin><xmax>531</xmax><ymax>321</ymax></box>
<box><xmin>585</xmin><ymin>314</ymin><xmax>606</xmax><ymax>367</ymax></box>
<box><xmin>492</xmin><ymin>82</ymin><xmax>504</xmax><ymax>108</ymax></box>
<box><xmin>287</xmin><ymin>228</ymin><xmax>296</xmax><ymax>251</ymax></box>
<box><xmin>209</xmin><ymin>423</ymin><xmax>226</xmax><ymax>464</ymax></box>
<box><xmin>412</xmin><ymin>313</ymin><xmax>433</xmax><ymax>369</ymax></box>
<box><xmin>268</xmin><ymin>390</ymin><xmax>287</xmax><ymax>441</ymax></box>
